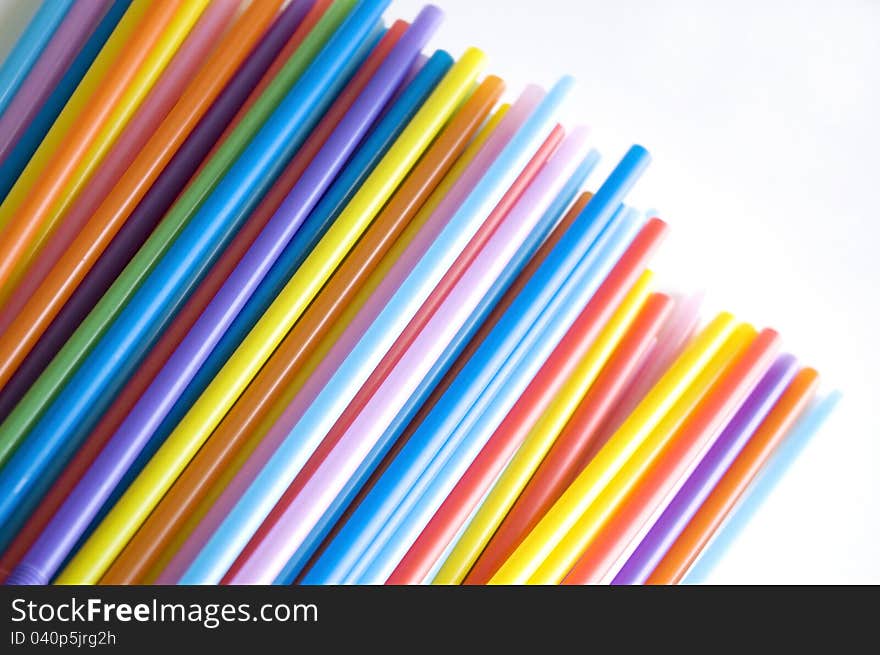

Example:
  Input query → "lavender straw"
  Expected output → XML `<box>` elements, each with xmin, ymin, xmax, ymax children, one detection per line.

<box><xmin>612</xmin><ymin>354</ymin><xmax>799</xmax><ymax>584</ymax></box>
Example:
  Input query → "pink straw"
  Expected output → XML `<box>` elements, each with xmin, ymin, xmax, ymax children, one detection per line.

<box><xmin>155</xmin><ymin>87</ymin><xmax>544</xmax><ymax>583</ymax></box>
<box><xmin>0</xmin><ymin>0</ymin><xmax>238</xmax><ymax>332</ymax></box>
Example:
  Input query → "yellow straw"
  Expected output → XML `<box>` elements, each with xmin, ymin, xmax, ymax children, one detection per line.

<box><xmin>434</xmin><ymin>271</ymin><xmax>653</xmax><ymax>584</ymax></box>
<box><xmin>55</xmin><ymin>50</ymin><xmax>486</xmax><ymax>585</ymax></box>
<box><xmin>142</xmin><ymin>103</ymin><xmax>511</xmax><ymax>583</ymax></box>
<box><xmin>0</xmin><ymin>1</ymin><xmax>151</xmax><ymax>232</ymax></box>
<box><xmin>489</xmin><ymin>312</ymin><xmax>739</xmax><ymax>584</ymax></box>
<box><xmin>528</xmin><ymin>322</ymin><xmax>756</xmax><ymax>583</ymax></box>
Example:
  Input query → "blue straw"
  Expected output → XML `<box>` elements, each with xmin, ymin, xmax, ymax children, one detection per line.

<box><xmin>684</xmin><ymin>391</ymin><xmax>841</xmax><ymax>584</ymax></box>
<box><xmin>151</xmin><ymin>50</ymin><xmax>453</xmax><ymax>450</ymax></box>
<box><xmin>0</xmin><ymin>0</ymin><xmax>129</xmax><ymax>200</ymax></box>
<box><xmin>0</xmin><ymin>0</ymin><xmax>75</xmax><ymax>118</ymax></box>
<box><xmin>178</xmin><ymin>78</ymin><xmax>574</xmax><ymax>585</ymax></box>
<box><xmin>352</xmin><ymin>207</ymin><xmax>641</xmax><ymax>583</ymax></box>
<box><xmin>0</xmin><ymin>0</ymin><xmax>391</xmax><ymax>529</ymax></box>
<box><xmin>277</xmin><ymin>151</ymin><xmax>600</xmax><ymax>584</ymax></box>
<box><xmin>305</xmin><ymin>145</ymin><xmax>651</xmax><ymax>584</ymax></box>
<box><xmin>6</xmin><ymin>11</ymin><xmax>439</xmax><ymax>588</ymax></box>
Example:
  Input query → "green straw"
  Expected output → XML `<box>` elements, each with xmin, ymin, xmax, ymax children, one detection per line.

<box><xmin>0</xmin><ymin>0</ymin><xmax>357</xmax><ymax>462</ymax></box>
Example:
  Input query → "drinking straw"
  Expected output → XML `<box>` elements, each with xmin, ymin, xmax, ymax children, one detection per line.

<box><xmin>0</xmin><ymin>0</ymin><xmax>237</xmax><ymax>336</ymax></box>
<box><xmin>166</xmin><ymin>88</ymin><xmax>541</xmax><ymax>582</ymax></box>
<box><xmin>188</xmin><ymin>0</ymin><xmax>332</xmax><ymax>185</ymax></box>
<box><xmin>0</xmin><ymin>1</ymin><xmax>149</xmax><ymax>224</ymax></box>
<box><xmin>149</xmin><ymin>102</ymin><xmax>510</xmax><ymax>587</ymax></box>
<box><xmin>289</xmin><ymin>159</ymin><xmax>595</xmax><ymax>586</ymax></box>
<box><xmin>611</xmin><ymin>354</ymin><xmax>799</xmax><ymax>585</ymax></box>
<box><xmin>0</xmin><ymin>0</ymin><xmax>348</xmax><ymax>463</ymax></box>
<box><xmin>0</xmin><ymin>1</ymin><xmax>211</xmax><ymax>292</ymax></box>
<box><xmin>355</xmin><ymin>190</ymin><xmax>593</xmax><ymax>524</ymax></box>
<box><xmin>5</xmin><ymin>11</ymin><xmax>437</xmax><ymax>590</ymax></box>
<box><xmin>383</xmin><ymin>271</ymin><xmax>652</xmax><ymax>585</ymax></box>
<box><xmin>224</xmin><ymin>123</ymin><xmax>577</xmax><ymax>585</ymax></box>
<box><xmin>654</xmin><ymin>370</ymin><xmax>826</xmax><ymax>584</ymax></box>
<box><xmin>285</xmin><ymin>177</ymin><xmax>596</xmax><ymax>587</ymax></box>
<box><xmin>315</xmin><ymin>193</ymin><xmax>594</xmax><ymax>586</ymax></box>
<box><xmin>488</xmin><ymin>312</ymin><xmax>739</xmax><ymax>584</ymax></box>
<box><xmin>502</xmin><ymin>322</ymin><xmax>757</xmax><ymax>584</ymax></box>
<box><xmin>559</xmin><ymin>328</ymin><xmax>781</xmax><ymax>585</ymax></box>
<box><xmin>0</xmin><ymin>0</ymin><xmax>131</xmax><ymax>204</ymax></box>
<box><xmin>0</xmin><ymin>2</ymin><xmax>216</xmax><ymax>299</ymax></box>
<box><xmin>144</xmin><ymin>46</ymin><xmax>450</xmax><ymax>461</ymax></box>
<box><xmin>56</xmin><ymin>47</ymin><xmax>483</xmax><ymax>587</ymax></box>
<box><xmin>47</xmin><ymin>20</ymin><xmax>403</xmax><ymax>574</ymax></box>
<box><xmin>172</xmin><ymin>78</ymin><xmax>560</xmax><ymax>585</ymax></box>
<box><xmin>463</xmin><ymin>293</ymin><xmax>672</xmax><ymax>583</ymax></box>
<box><xmin>99</xmin><ymin>79</ymin><xmax>503</xmax><ymax>586</ymax></box>
<box><xmin>0</xmin><ymin>0</ymin><xmax>111</xmax><ymax>166</ymax></box>
<box><xmin>306</xmin><ymin>145</ymin><xmax>649</xmax><ymax>585</ymax></box>
<box><xmin>350</xmin><ymin>214</ymin><xmax>644</xmax><ymax>586</ymax></box>
<box><xmin>0</xmin><ymin>5</ymin><xmax>322</xmax><ymax>571</ymax></box>
<box><xmin>0</xmin><ymin>0</ymin><xmax>75</xmax><ymax>119</ymax></box>
<box><xmin>0</xmin><ymin>0</ymin><xmax>256</xmax><ymax>382</ymax></box>
<box><xmin>418</xmin><ymin>232</ymin><xmax>668</xmax><ymax>586</ymax></box>
<box><xmin>0</xmin><ymin>1</ymin><xmax>385</xmax><ymax>550</ymax></box>
<box><xmin>591</xmin><ymin>292</ymin><xmax>704</xmax><ymax>459</ymax></box>
<box><xmin>0</xmin><ymin>19</ymin><xmax>369</xmax><ymax>564</ymax></box>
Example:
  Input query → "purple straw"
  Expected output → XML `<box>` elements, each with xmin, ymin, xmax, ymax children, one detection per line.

<box><xmin>0</xmin><ymin>0</ymin><xmax>111</xmax><ymax>164</ymax></box>
<box><xmin>612</xmin><ymin>354</ymin><xmax>799</xmax><ymax>585</ymax></box>
<box><xmin>157</xmin><ymin>87</ymin><xmax>542</xmax><ymax>581</ymax></box>
<box><xmin>0</xmin><ymin>0</ymin><xmax>235</xmax><ymax>335</ymax></box>
<box><xmin>8</xmin><ymin>10</ymin><xmax>439</xmax><ymax>588</ymax></box>
<box><xmin>0</xmin><ymin>0</ymin><xmax>309</xmax><ymax>424</ymax></box>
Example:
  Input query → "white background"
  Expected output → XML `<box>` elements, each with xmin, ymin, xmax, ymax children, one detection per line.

<box><xmin>1</xmin><ymin>0</ymin><xmax>877</xmax><ymax>583</ymax></box>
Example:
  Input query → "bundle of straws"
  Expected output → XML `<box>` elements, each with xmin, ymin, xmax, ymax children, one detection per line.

<box><xmin>0</xmin><ymin>0</ymin><xmax>837</xmax><ymax>586</ymax></box>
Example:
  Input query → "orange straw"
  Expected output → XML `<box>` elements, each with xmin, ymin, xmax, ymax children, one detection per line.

<box><xmin>0</xmin><ymin>1</ymin><xmax>189</xmax><ymax>291</ymax></box>
<box><xmin>464</xmin><ymin>293</ymin><xmax>672</xmax><ymax>583</ymax></box>
<box><xmin>297</xmin><ymin>190</ymin><xmax>592</xmax><ymax>579</ymax></box>
<box><xmin>99</xmin><ymin>77</ymin><xmax>504</xmax><ymax>584</ymax></box>
<box><xmin>645</xmin><ymin>367</ymin><xmax>820</xmax><ymax>584</ymax></box>
<box><xmin>0</xmin><ymin>0</ymin><xmax>283</xmax><ymax>392</ymax></box>
<box><xmin>562</xmin><ymin>328</ymin><xmax>780</xmax><ymax>584</ymax></box>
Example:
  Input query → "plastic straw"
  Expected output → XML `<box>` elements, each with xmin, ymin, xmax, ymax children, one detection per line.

<box><xmin>392</xmin><ymin>270</ymin><xmax>652</xmax><ymax>585</ymax></box>
<box><xmin>0</xmin><ymin>1</ymin><xmax>148</xmax><ymax>223</ymax></box>
<box><xmin>0</xmin><ymin>0</ymin><xmax>347</xmax><ymax>463</ymax></box>
<box><xmin>165</xmin><ymin>88</ymin><xmax>543</xmax><ymax>584</ymax></box>
<box><xmin>0</xmin><ymin>0</ymin><xmax>111</xmax><ymax>165</ymax></box>
<box><xmin>99</xmin><ymin>77</ymin><xmax>502</xmax><ymax>585</ymax></box>
<box><xmin>508</xmin><ymin>323</ymin><xmax>757</xmax><ymax>584</ymax></box>
<box><xmin>84</xmin><ymin>20</ymin><xmax>405</xmax><ymax>482</ymax></box>
<box><xmin>0</xmin><ymin>1</ymin><xmax>321</xmax><ymax>572</ymax></box>
<box><xmin>0</xmin><ymin>0</ymin><xmax>76</xmax><ymax>118</ymax></box>
<box><xmin>561</xmin><ymin>328</ymin><xmax>781</xmax><ymax>584</ymax></box>
<box><xmin>7</xmin><ymin>6</ymin><xmax>434</xmax><ymax>590</ymax></box>
<box><xmin>488</xmin><ymin>313</ymin><xmax>739</xmax><ymax>583</ymax></box>
<box><xmin>592</xmin><ymin>292</ymin><xmax>704</xmax><ymax>458</ymax></box>
<box><xmin>144</xmin><ymin>47</ymin><xmax>450</xmax><ymax>470</ymax></box>
<box><xmin>421</xmin><ymin>228</ymin><xmax>668</xmax><ymax>585</ymax></box>
<box><xmin>291</xmin><ymin>157</ymin><xmax>595</xmax><ymax>586</ymax></box>
<box><xmin>463</xmin><ymin>293</ymin><xmax>672</xmax><ymax>583</ymax></box>
<box><xmin>656</xmin><ymin>371</ymin><xmax>827</xmax><ymax>584</ymax></box>
<box><xmin>0</xmin><ymin>0</ymin><xmax>253</xmax><ymax>383</ymax></box>
<box><xmin>352</xmin><ymin>211</ymin><xmax>643</xmax><ymax>585</ymax></box>
<box><xmin>155</xmin><ymin>103</ymin><xmax>513</xmax><ymax>587</ymax></box>
<box><xmin>0</xmin><ymin>0</ymin><xmax>386</xmax><ymax>552</ymax></box>
<box><xmin>0</xmin><ymin>0</ymin><xmax>211</xmax><ymax>291</ymax></box>
<box><xmin>226</xmin><ymin>123</ymin><xmax>579</xmax><ymax>585</ymax></box>
<box><xmin>307</xmin><ymin>145</ymin><xmax>650</xmax><ymax>584</ymax></box>
<box><xmin>611</xmin><ymin>354</ymin><xmax>799</xmax><ymax>584</ymax></box>
<box><xmin>56</xmin><ymin>43</ymin><xmax>482</xmax><ymax>586</ymax></box>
